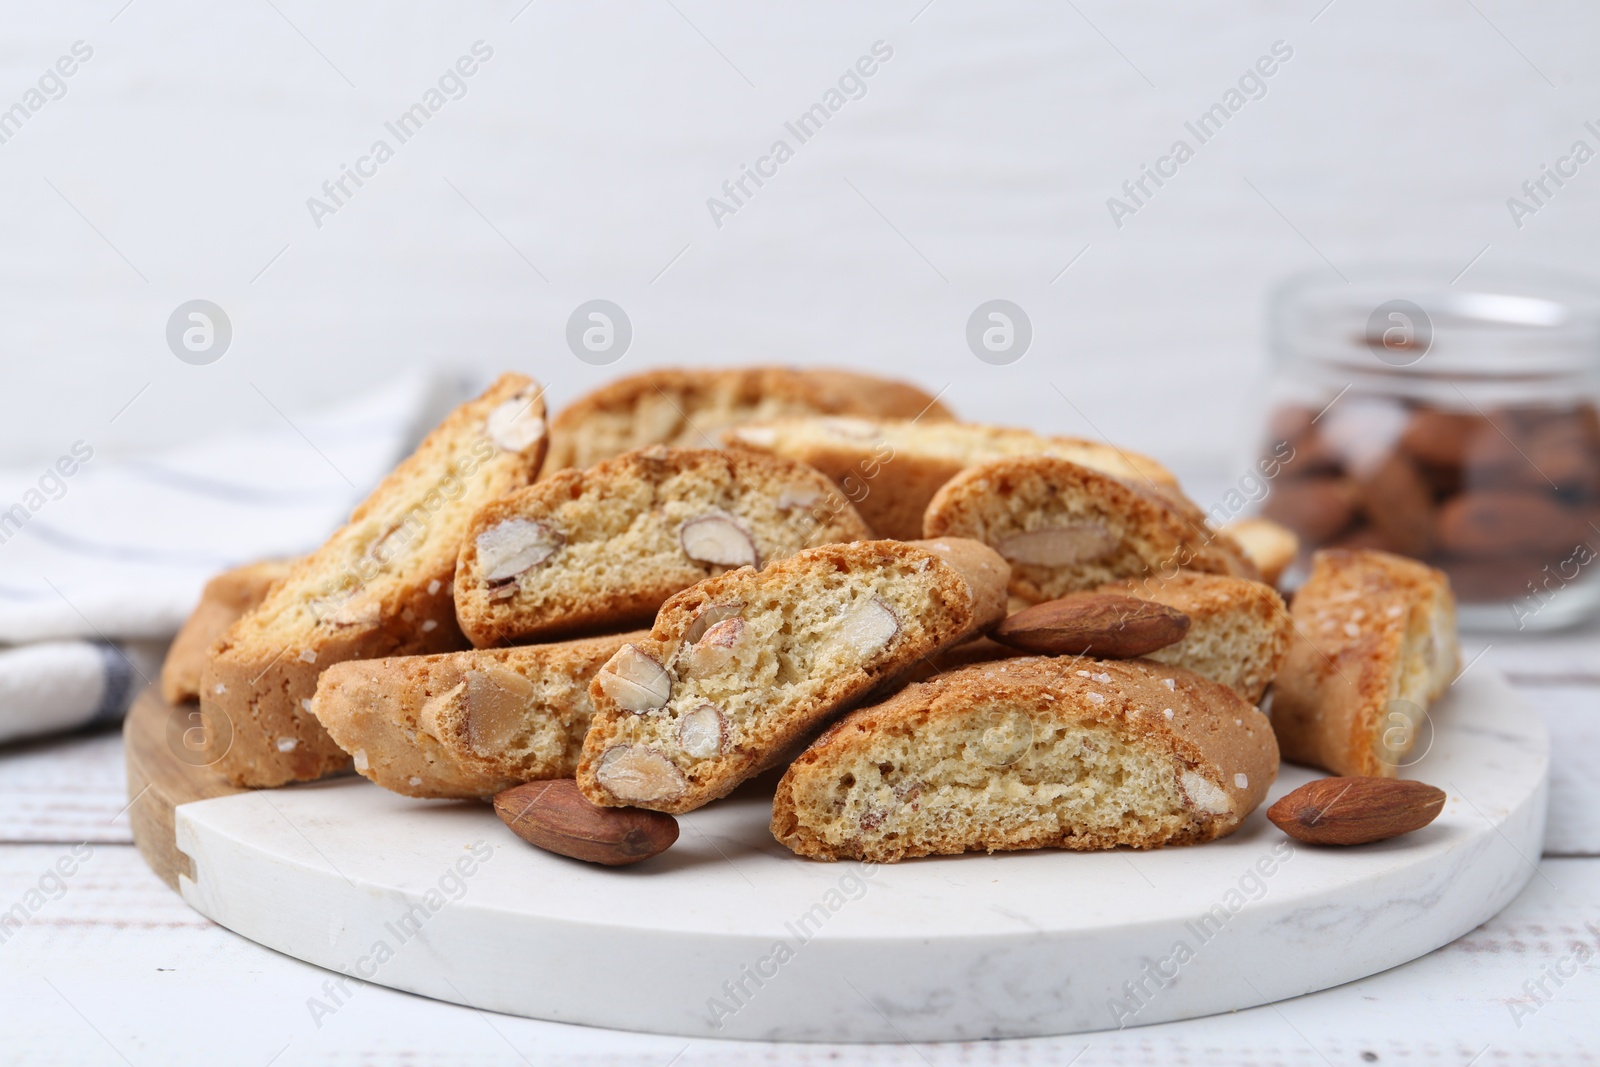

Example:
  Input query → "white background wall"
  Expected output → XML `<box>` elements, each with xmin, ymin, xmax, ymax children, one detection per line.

<box><xmin>3</xmin><ymin>0</ymin><xmax>1598</xmax><ymax>482</ymax></box>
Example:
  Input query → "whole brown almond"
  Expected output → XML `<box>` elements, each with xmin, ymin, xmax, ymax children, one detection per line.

<box><xmin>1267</xmin><ymin>776</ymin><xmax>1445</xmax><ymax>846</ymax></box>
<box><xmin>990</xmin><ymin>593</ymin><xmax>1189</xmax><ymax>658</ymax></box>
<box><xmin>1398</xmin><ymin>408</ymin><xmax>1488</xmax><ymax>468</ymax></box>
<box><xmin>494</xmin><ymin>779</ymin><xmax>679</xmax><ymax>866</ymax></box>
<box><xmin>1357</xmin><ymin>451</ymin><xmax>1436</xmax><ymax>558</ymax></box>
<box><xmin>1262</xmin><ymin>477</ymin><xmax>1360</xmax><ymax>544</ymax></box>
<box><xmin>1438</xmin><ymin>554</ymin><xmax>1552</xmax><ymax>603</ymax></box>
<box><xmin>1437</xmin><ymin>491</ymin><xmax>1586</xmax><ymax>558</ymax></box>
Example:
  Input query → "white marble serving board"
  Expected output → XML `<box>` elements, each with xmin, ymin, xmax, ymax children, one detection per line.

<box><xmin>170</xmin><ymin>670</ymin><xmax>1547</xmax><ymax>1042</ymax></box>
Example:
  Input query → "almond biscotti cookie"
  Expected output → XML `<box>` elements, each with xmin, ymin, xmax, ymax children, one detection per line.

<box><xmin>1220</xmin><ymin>517</ymin><xmax>1300</xmax><ymax>587</ymax></box>
<box><xmin>724</xmin><ymin>417</ymin><xmax>1180</xmax><ymax>540</ymax></box>
<box><xmin>311</xmin><ymin>631</ymin><xmax>643</xmax><ymax>799</ymax></box>
<box><xmin>771</xmin><ymin>656</ymin><xmax>1278</xmax><ymax>863</ymax></box>
<box><xmin>1096</xmin><ymin>572</ymin><xmax>1290</xmax><ymax>704</ymax></box>
<box><xmin>160</xmin><ymin>560</ymin><xmax>293</xmax><ymax>704</ymax></box>
<box><xmin>454</xmin><ymin>447</ymin><xmax>873</xmax><ymax>646</ymax></box>
<box><xmin>924</xmin><ymin>457</ymin><xmax>1258</xmax><ymax>606</ymax></box>
<box><xmin>546</xmin><ymin>367</ymin><xmax>952</xmax><ymax>472</ymax></box>
<box><xmin>575</xmin><ymin>538</ymin><xmax>1009</xmax><ymax>814</ymax></box>
<box><xmin>1271</xmin><ymin>549</ymin><xmax>1459</xmax><ymax>777</ymax></box>
<box><xmin>201</xmin><ymin>374</ymin><xmax>549</xmax><ymax>787</ymax></box>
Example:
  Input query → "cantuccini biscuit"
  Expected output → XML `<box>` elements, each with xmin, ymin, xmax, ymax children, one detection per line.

<box><xmin>311</xmin><ymin>632</ymin><xmax>643</xmax><ymax>799</ymax></box>
<box><xmin>545</xmin><ymin>367</ymin><xmax>953</xmax><ymax>473</ymax></box>
<box><xmin>160</xmin><ymin>560</ymin><xmax>293</xmax><ymax>704</ymax></box>
<box><xmin>1097</xmin><ymin>572</ymin><xmax>1291</xmax><ymax>704</ymax></box>
<box><xmin>453</xmin><ymin>447</ymin><xmax>873</xmax><ymax>647</ymax></box>
<box><xmin>575</xmin><ymin>538</ymin><xmax>1009</xmax><ymax>814</ymax></box>
<box><xmin>725</xmin><ymin>417</ymin><xmax>1181</xmax><ymax>541</ymax></box>
<box><xmin>1271</xmin><ymin>549</ymin><xmax>1460</xmax><ymax>777</ymax></box>
<box><xmin>771</xmin><ymin>656</ymin><xmax>1278</xmax><ymax>863</ymax></box>
<box><xmin>201</xmin><ymin>374</ymin><xmax>549</xmax><ymax>787</ymax></box>
<box><xmin>1220</xmin><ymin>517</ymin><xmax>1300</xmax><ymax>587</ymax></box>
<box><xmin>923</xmin><ymin>456</ymin><xmax>1258</xmax><ymax>605</ymax></box>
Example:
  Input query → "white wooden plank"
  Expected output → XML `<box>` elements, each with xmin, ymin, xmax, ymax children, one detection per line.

<box><xmin>1461</xmin><ymin>618</ymin><xmax>1600</xmax><ymax>684</ymax></box>
<box><xmin>0</xmin><ymin>727</ymin><xmax>133</xmax><ymax>844</ymax></box>
<box><xmin>1524</xmin><ymin>685</ymin><xmax>1600</xmax><ymax>857</ymax></box>
<box><xmin>0</xmin><ymin>846</ymin><xmax>1595</xmax><ymax>1064</ymax></box>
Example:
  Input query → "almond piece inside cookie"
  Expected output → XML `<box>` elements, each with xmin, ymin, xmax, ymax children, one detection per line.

<box><xmin>453</xmin><ymin>446</ymin><xmax>873</xmax><ymax>646</ymax></box>
<box><xmin>575</xmin><ymin>538</ymin><xmax>1009</xmax><ymax>814</ymax></box>
<box><xmin>203</xmin><ymin>373</ymin><xmax>548</xmax><ymax>788</ymax></box>
<box><xmin>310</xmin><ymin>631</ymin><xmax>643</xmax><ymax>798</ymax></box>
<box><xmin>923</xmin><ymin>456</ymin><xmax>1258</xmax><ymax>605</ymax></box>
<box><xmin>771</xmin><ymin>657</ymin><xmax>1279</xmax><ymax>863</ymax></box>
<box><xmin>723</xmin><ymin>416</ymin><xmax>1180</xmax><ymax>540</ymax></box>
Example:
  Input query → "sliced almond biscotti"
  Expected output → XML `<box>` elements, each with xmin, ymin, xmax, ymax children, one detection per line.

<box><xmin>454</xmin><ymin>447</ymin><xmax>874</xmax><ymax>647</ymax></box>
<box><xmin>1272</xmin><ymin>549</ymin><xmax>1460</xmax><ymax>777</ymax></box>
<box><xmin>772</xmin><ymin>656</ymin><xmax>1278</xmax><ymax>863</ymax></box>
<box><xmin>924</xmin><ymin>456</ymin><xmax>1258</xmax><ymax>606</ymax></box>
<box><xmin>311</xmin><ymin>631</ymin><xmax>643</xmax><ymax>799</ymax></box>
<box><xmin>723</xmin><ymin>417</ymin><xmax>1180</xmax><ymax>540</ymax></box>
<box><xmin>1220</xmin><ymin>517</ymin><xmax>1300</xmax><ymax>587</ymax></box>
<box><xmin>1096</xmin><ymin>572</ymin><xmax>1291</xmax><ymax>704</ymax></box>
<box><xmin>161</xmin><ymin>559</ymin><xmax>294</xmax><ymax>704</ymax></box>
<box><xmin>546</xmin><ymin>366</ymin><xmax>953</xmax><ymax>472</ymax></box>
<box><xmin>575</xmin><ymin>538</ymin><xmax>1010</xmax><ymax>814</ymax></box>
<box><xmin>201</xmin><ymin>374</ymin><xmax>549</xmax><ymax>787</ymax></box>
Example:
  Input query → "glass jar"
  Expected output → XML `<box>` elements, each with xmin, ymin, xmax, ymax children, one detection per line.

<box><xmin>1257</xmin><ymin>265</ymin><xmax>1600</xmax><ymax>632</ymax></box>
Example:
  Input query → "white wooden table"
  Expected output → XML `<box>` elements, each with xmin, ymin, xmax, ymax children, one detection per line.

<box><xmin>2</xmin><ymin>623</ymin><xmax>1595</xmax><ymax>1065</ymax></box>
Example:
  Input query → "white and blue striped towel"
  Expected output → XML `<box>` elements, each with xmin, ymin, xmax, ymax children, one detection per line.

<box><xmin>0</xmin><ymin>372</ymin><xmax>448</xmax><ymax>745</ymax></box>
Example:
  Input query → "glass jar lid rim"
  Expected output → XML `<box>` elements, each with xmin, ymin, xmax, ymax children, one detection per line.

<box><xmin>1272</xmin><ymin>263</ymin><xmax>1600</xmax><ymax>375</ymax></box>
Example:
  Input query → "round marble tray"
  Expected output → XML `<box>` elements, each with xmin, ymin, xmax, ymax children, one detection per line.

<box><xmin>126</xmin><ymin>668</ymin><xmax>1547</xmax><ymax>1042</ymax></box>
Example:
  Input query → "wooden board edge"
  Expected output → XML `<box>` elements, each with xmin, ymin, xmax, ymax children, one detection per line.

<box><xmin>124</xmin><ymin>689</ymin><xmax>248</xmax><ymax>892</ymax></box>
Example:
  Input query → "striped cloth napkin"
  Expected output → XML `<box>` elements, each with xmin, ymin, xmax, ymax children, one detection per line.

<box><xmin>0</xmin><ymin>372</ymin><xmax>448</xmax><ymax>745</ymax></box>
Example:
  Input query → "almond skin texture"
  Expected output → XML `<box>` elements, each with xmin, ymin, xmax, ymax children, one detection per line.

<box><xmin>1267</xmin><ymin>776</ymin><xmax>1445</xmax><ymax>846</ymax></box>
<box><xmin>493</xmin><ymin>779</ymin><xmax>679</xmax><ymax>866</ymax></box>
<box><xmin>990</xmin><ymin>593</ymin><xmax>1189</xmax><ymax>658</ymax></box>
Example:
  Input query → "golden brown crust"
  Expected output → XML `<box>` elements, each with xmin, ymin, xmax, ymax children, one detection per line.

<box><xmin>1221</xmin><ymin>517</ymin><xmax>1300</xmax><ymax>587</ymax></box>
<box><xmin>200</xmin><ymin>374</ymin><xmax>549</xmax><ymax>787</ymax></box>
<box><xmin>546</xmin><ymin>367</ymin><xmax>953</xmax><ymax>472</ymax></box>
<box><xmin>920</xmin><ymin>635</ymin><xmax>1022</xmax><ymax>677</ymax></box>
<box><xmin>311</xmin><ymin>631</ymin><xmax>644</xmax><ymax>799</ymax></box>
<box><xmin>771</xmin><ymin>656</ymin><xmax>1278</xmax><ymax>862</ymax></box>
<box><xmin>1097</xmin><ymin>572</ymin><xmax>1291</xmax><ymax>704</ymax></box>
<box><xmin>798</xmin><ymin>370</ymin><xmax>953</xmax><ymax>422</ymax></box>
<box><xmin>575</xmin><ymin>538</ymin><xmax>1009</xmax><ymax>814</ymax></box>
<box><xmin>454</xmin><ymin>446</ymin><xmax>874</xmax><ymax>646</ymax></box>
<box><xmin>1271</xmin><ymin>549</ymin><xmax>1460</xmax><ymax>777</ymax></box>
<box><xmin>910</xmin><ymin>536</ymin><xmax>1012</xmax><ymax>629</ymax></box>
<box><xmin>724</xmin><ymin>418</ymin><xmax>1181</xmax><ymax>541</ymax></box>
<box><xmin>924</xmin><ymin>456</ymin><xmax>1259</xmax><ymax>604</ymax></box>
<box><xmin>160</xmin><ymin>561</ymin><xmax>293</xmax><ymax>704</ymax></box>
